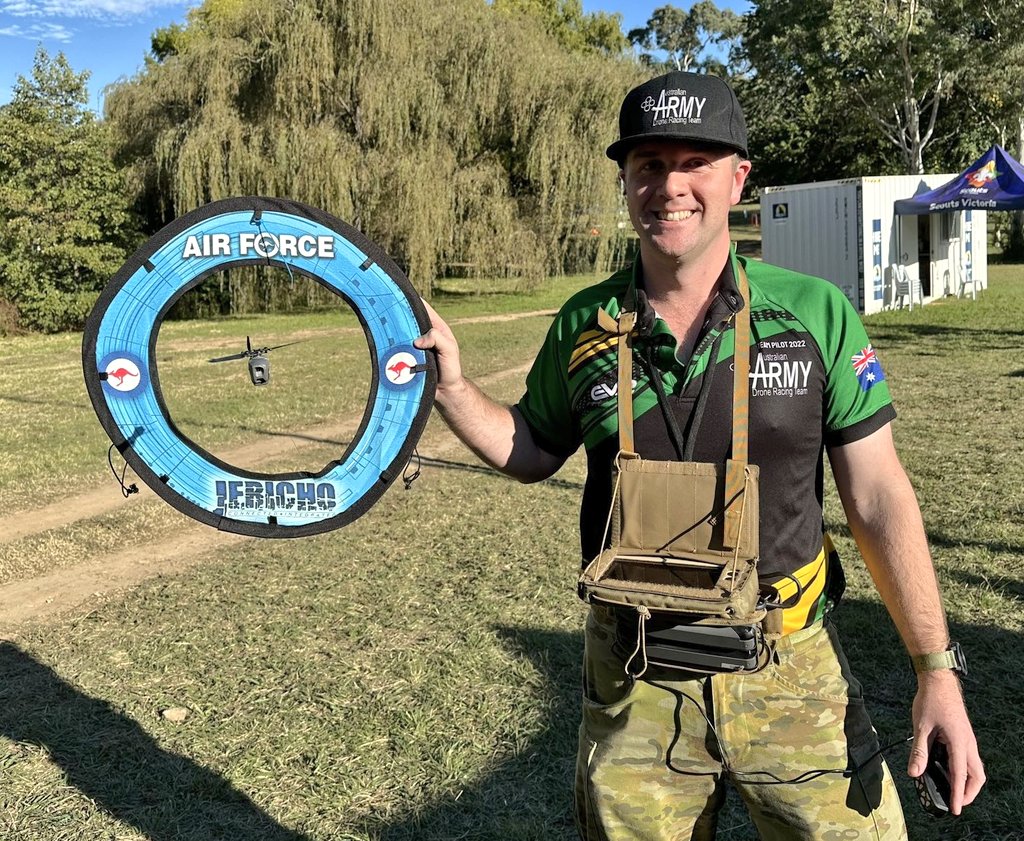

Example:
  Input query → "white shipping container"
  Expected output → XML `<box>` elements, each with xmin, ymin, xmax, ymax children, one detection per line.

<box><xmin>760</xmin><ymin>176</ymin><xmax>988</xmax><ymax>314</ymax></box>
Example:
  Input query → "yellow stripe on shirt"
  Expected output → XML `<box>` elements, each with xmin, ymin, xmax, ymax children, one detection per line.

<box><xmin>770</xmin><ymin>534</ymin><xmax>838</xmax><ymax>635</ymax></box>
<box><xmin>569</xmin><ymin>331</ymin><xmax>616</xmax><ymax>374</ymax></box>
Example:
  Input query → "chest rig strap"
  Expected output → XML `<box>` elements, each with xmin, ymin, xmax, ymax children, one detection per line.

<box><xmin>596</xmin><ymin>308</ymin><xmax>638</xmax><ymax>454</ymax></box>
<box><xmin>724</xmin><ymin>265</ymin><xmax>751</xmax><ymax>549</ymax></box>
<box><xmin>597</xmin><ymin>263</ymin><xmax>752</xmax><ymax>549</ymax></box>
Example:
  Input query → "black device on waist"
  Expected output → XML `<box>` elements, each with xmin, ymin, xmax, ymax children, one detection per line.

<box><xmin>614</xmin><ymin>613</ymin><xmax>763</xmax><ymax>673</ymax></box>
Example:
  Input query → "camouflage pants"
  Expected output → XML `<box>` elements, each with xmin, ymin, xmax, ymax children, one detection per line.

<box><xmin>575</xmin><ymin>607</ymin><xmax>908</xmax><ymax>840</ymax></box>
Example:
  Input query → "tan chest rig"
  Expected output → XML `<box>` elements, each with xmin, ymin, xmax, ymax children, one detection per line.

<box><xmin>578</xmin><ymin>265</ymin><xmax>781</xmax><ymax>675</ymax></box>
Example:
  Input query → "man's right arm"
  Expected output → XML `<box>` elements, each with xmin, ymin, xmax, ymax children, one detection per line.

<box><xmin>414</xmin><ymin>301</ymin><xmax>566</xmax><ymax>484</ymax></box>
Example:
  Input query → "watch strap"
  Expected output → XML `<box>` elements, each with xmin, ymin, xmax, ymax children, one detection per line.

<box><xmin>911</xmin><ymin>642</ymin><xmax>966</xmax><ymax>676</ymax></box>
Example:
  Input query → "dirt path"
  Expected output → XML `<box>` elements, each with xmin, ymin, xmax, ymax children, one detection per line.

<box><xmin>1</xmin><ymin>416</ymin><xmax>367</xmax><ymax>546</ymax></box>
<box><xmin>159</xmin><ymin>309</ymin><xmax>557</xmax><ymax>352</ymax></box>
<box><xmin>0</xmin><ymin>530</ymin><xmax>250</xmax><ymax>630</ymax></box>
<box><xmin>0</xmin><ymin>359</ymin><xmax>535</xmax><ymax>635</ymax></box>
<box><xmin>449</xmin><ymin>309</ymin><xmax>556</xmax><ymax>325</ymax></box>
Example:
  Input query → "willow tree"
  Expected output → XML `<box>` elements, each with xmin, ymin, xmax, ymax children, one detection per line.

<box><xmin>106</xmin><ymin>0</ymin><xmax>643</xmax><ymax>302</ymax></box>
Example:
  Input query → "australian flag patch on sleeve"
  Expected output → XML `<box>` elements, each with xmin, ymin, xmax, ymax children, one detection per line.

<box><xmin>851</xmin><ymin>345</ymin><xmax>886</xmax><ymax>391</ymax></box>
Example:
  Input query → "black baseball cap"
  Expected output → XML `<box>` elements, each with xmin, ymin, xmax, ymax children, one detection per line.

<box><xmin>606</xmin><ymin>71</ymin><xmax>748</xmax><ymax>163</ymax></box>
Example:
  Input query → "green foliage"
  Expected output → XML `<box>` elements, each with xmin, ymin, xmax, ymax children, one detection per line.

<box><xmin>740</xmin><ymin>0</ymin><xmax>892</xmax><ymax>186</ymax></box>
<box><xmin>738</xmin><ymin>77</ymin><xmax>902</xmax><ymax>191</ymax></box>
<box><xmin>149</xmin><ymin>0</ymin><xmax>251</xmax><ymax>61</ymax></box>
<box><xmin>835</xmin><ymin>0</ymin><xmax>979</xmax><ymax>173</ymax></box>
<box><xmin>149</xmin><ymin>21</ymin><xmax>187</xmax><ymax>61</ymax></box>
<box><xmin>491</xmin><ymin>0</ymin><xmax>628</xmax><ymax>54</ymax></box>
<box><xmin>628</xmin><ymin>1</ymin><xmax>744</xmax><ymax>76</ymax></box>
<box><xmin>0</xmin><ymin>49</ymin><xmax>137</xmax><ymax>333</ymax></box>
<box><xmin>742</xmin><ymin>0</ymin><xmax>988</xmax><ymax>178</ymax></box>
<box><xmin>924</xmin><ymin>0</ymin><xmax>1024</xmax><ymax>144</ymax></box>
<box><xmin>942</xmin><ymin>0</ymin><xmax>1024</xmax><ymax>260</ymax></box>
<box><xmin>106</xmin><ymin>0</ymin><xmax>642</xmax><ymax>305</ymax></box>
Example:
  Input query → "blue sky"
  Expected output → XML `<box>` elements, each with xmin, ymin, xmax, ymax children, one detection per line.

<box><xmin>0</xmin><ymin>1</ymin><xmax>197</xmax><ymax>109</ymax></box>
<box><xmin>0</xmin><ymin>0</ymin><xmax>751</xmax><ymax>111</ymax></box>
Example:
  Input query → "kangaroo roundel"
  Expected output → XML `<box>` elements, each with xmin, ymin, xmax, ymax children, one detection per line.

<box><xmin>82</xmin><ymin>197</ymin><xmax>437</xmax><ymax>538</ymax></box>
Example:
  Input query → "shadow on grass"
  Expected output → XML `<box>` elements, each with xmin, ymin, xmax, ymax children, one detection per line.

<box><xmin>369</xmin><ymin>598</ymin><xmax>1020</xmax><ymax>841</ymax></box>
<box><xmin>414</xmin><ymin>455</ymin><xmax>584</xmax><ymax>492</ymax></box>
<box><xmin>123</xmin><ymin>415</ymin><xmax>584</xmax><ymax>494</ymax></box>
<box><xmin>869</xmin><ymin>323</ymin><xmax>1024</xmax><ymax>344</ymax></box>
<box><xmin>832</xmin><ymin>598</ymin><xmax>1022</xmax><ymax>841</ymax></box>
<box><xmin>0</xmin><ymin>392</ymin><xmax>90</xmax><ymax>411</ymax></box>
<box><xmin>924</xmin><ymin>531</ymin><xmax>1024</xmax><ymax>558</ymax></box>
<box><xmin>947</xmin><ymin>570</ymin><xmax>1024</xmax><ymax>605</ymax></box>
<box><xmin>0</xmin><ymin>642</ymin><xmax>310</xmax><ymax>841</ymax></box>
<box><xmin>825</xmin><ymin>519</ymin><xmax>1024</xmax><ymax>561</ymax></box>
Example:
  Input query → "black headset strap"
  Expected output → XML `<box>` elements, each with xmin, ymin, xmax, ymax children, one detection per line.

<box><xmin>641</xmin><ymin>345</ymin><xmax>684</xmax><ymax>460</ymax></box>
<box><xmin>641</xmin><ymin>328</ymin><xmax>725</xmax><ymax>462</ymax></box>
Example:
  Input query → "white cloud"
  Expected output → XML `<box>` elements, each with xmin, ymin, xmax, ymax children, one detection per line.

<box><xmin>0</xmin><ymin>0</ymin><xmax>191</xmax><ymax>20</ymax></box>
<box><xmin>0</xmin><ymin>20</ymin><xmax>73</xmax><ymax>41</ymax></box>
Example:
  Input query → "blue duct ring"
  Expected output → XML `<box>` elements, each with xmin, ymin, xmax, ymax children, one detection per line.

<box><xmin>82</xmin><ymin>197</ymin><xmax>436</xmax><ymax>538</ymax></box>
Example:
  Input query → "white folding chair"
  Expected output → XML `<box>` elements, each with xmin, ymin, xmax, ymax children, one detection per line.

<box><xmin>957</xmin><ymin>261</ymin><xmax>978</xmax><ymax>300</ymax></box>
<box><xmin>890</xmin><ymin>264</ymin><xmax>920</xmax><ymax>310</ymax></box>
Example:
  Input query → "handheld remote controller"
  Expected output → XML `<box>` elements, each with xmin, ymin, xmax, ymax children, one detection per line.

<box><xmin>913</xmin><ymin>741</ymin><xmax>952</xmax><ymax>817</ymax></box>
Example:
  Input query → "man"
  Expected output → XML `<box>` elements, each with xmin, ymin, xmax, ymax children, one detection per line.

<box><xmin>415</xmin><ymin>71</ymin><xmax>984</xmax><ymax>839</ymax></box>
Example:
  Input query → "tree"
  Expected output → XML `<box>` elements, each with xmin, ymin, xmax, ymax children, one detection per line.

<box><xmin>950</xmin><ymin>0</ymin><xmax>1024</xmax><ymax>258</ymax></box>
<box><xmin>0</xmin><ymin>49</ymin><xmax>137</xmax><ymax>333</ymax></box>
<box><xmin>628</xmin><ymin>2</ymin><xmax>744</xmax><ymax>77</ymax></box>
<box><xmin>740</xmin><ymin>0</ymin><xmax>900</xmax><ymax>187</ymax></box>
<box><xmin>491</xmin><ymin>0</ymin><xmax>629</xmax><ymax>55</ymax></box>
<box><xmin>106</xmin><ymin>0</ymin><xmax>643</xmax><ymax>304</ymax></box>
<box><xmin>744</xmin><ymin>0</ymin><xmax>980</xmax><ymax>177</ymax></box>
<box><xmin>832</xmin><ymin>0</ymin><xmax>978</xmax><ymax>175</ymax></box>
<box><xmin>738</xmin><ymin>71</ymin><xmax>901</xmax><ymax>191</ymax></box>
<box><xmin>149</xmin><ymin>0</ymin><xmax>250</xmax><ymax>61</ymax></box>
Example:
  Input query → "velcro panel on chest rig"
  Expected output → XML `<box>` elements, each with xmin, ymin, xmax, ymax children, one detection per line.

<box><xmin>615</xmin><ymin>458</ymin><xmax>758</xmax><ymax>561</ymax></box>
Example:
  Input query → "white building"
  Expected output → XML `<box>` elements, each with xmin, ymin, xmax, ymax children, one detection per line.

<box><xmin>760</xmin><ymin>175</ymin><xmax>988</xmax><ymax>314</ymax></box>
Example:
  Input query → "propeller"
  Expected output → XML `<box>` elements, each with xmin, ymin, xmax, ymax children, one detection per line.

<box><xmin>208</xmin><ymin>336</ymin><xmax>304</xmax><ymax>364</ymax></box>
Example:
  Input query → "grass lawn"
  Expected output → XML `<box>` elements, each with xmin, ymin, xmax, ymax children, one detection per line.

<box><xmin>0</xmin><ymin>263</ymin><xmax>1022</xmax><ymax>839</ymax></box>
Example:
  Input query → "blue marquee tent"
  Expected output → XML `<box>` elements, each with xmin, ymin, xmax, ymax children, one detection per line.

<box><xmin>894</xmin><ymin>145</ymin><xmax>1024</xmax><ymax>215</ymax></box>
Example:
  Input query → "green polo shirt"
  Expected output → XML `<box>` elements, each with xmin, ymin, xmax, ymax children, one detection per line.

<box><xmin>516</xmin><ymin>249</ymin><xmax>896</xmax><ymax>629</ymax></box>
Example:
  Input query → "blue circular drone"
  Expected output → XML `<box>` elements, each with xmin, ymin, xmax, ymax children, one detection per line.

<box><xmin>83</xmin><ymin>197</ymin><xmax>436</xmax><ymax>538</ymax></box>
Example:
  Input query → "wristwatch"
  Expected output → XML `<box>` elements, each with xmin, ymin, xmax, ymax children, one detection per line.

<box><xmin>911</xmin><ymin>642</ymin><xmax>967</xmax><ymax>678</ymax></box>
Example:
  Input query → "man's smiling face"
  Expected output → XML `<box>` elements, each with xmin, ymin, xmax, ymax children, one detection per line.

<box><xmin>621</xmin><ymin>141</ymin><xmax>750</xmax><ymax>267</ymax></box>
